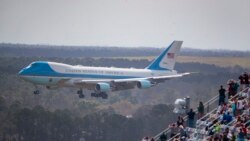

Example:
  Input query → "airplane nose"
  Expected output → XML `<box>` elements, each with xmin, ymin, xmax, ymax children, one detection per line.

<box><xmin>18</xmin><ymin>69</ymin><xmax>25</xmax><ymax>76</ymax></box>
<box><xmin>18</xmin><ymin>70</ymin><xmax>23</xmax><ymax>76</ymax></box>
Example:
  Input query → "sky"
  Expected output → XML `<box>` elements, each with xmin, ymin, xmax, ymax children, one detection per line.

<box><xmin>0</xmin><ymin>0</ymin><xmax>250</xmax><ymax>51</ymax></box>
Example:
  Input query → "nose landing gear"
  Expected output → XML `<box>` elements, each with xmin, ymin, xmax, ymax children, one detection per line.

<box><xmin>33</xmin><ymin>85</ymin><xmax>41</xmax><ymax>95</ymax></box>
<box><xmin>33</xmin><ymin>90</ymin><xmax>40</xmax><ymax>95</ymax></box>
<box><xmin>77</xmin><ymin>89</ymin><xmax>85</xmax><ymax>98</ymax></box>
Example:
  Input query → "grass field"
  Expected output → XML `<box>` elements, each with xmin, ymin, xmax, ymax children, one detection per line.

<box><xmin>178</xmin><ymin>56</ymin><xmax>250</xmax><ymax>68</ymax></box>
<box><xmin>109</xmin><ymin>56</ymin><xmax>250</xmax><ymax>68</ymax></box>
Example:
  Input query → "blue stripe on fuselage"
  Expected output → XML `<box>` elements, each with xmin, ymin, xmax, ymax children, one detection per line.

<box><xmin>34</xmin><ymin>73</ymin><xmax>139</xmax><ymax>79</ymax></box>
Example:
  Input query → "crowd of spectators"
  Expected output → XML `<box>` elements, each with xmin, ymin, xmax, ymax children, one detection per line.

<box><xmin>203</xmin><ymin>92</ymin><xmax>250</xmax><ymax>140</ymax></box>
<box><xmin>197</xmin><ymin>73</ymin><xmax>250</xmax><ymax>140</ymax></box>
<box><xmin>143</xmin><ymin>72</ymin><xmax>250</xmax><ymax>141</ymax></box>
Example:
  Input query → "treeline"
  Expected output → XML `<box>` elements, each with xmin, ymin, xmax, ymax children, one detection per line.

<box><xmin>1</xmin><ymin>43</ymin><xmax>250</xmax><ymax>57</ymax></box>
<box><xmin>0</xmin><ymin>97</ymin><xmax>178</xmax><ymax>141</ymax></box>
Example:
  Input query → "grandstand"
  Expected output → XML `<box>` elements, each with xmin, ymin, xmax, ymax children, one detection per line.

<box><xmin>152</xmin><ymin>86</ymin><xmax>250</xmax><ymax>141</ymax></box>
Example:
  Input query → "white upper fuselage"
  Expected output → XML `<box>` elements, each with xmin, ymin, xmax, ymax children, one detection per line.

<box><xmin>50</xmin><ymin>62</ymin><xmax>176</xmax><ymax>78</ymax></box>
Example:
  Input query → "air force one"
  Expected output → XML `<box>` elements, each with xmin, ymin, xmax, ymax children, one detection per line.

<box><xmin>19</xmin><ymin>41</ymin><xmax>190</xmax><ymax>99</ymax></box>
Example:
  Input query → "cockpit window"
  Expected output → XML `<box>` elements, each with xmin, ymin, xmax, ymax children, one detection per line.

<box><xmin>26</xmin><ymin>62</ymin><xmax>38</xmax><ymax>69</ymax></box>
<box><xmin>31</xmin><ymin>63</ymin><xmax>38</xmax><ymax>67</ymax></box>
<box><xmin>25</xmin><ymin>64</ymin><xmax>32</xmax><ymax>69</ymax></box>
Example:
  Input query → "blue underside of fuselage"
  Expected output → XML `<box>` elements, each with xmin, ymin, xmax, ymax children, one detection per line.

<box><xmin>21</xmin><ymin>76</ymin><xmax>62</xmax><ymax>85</ymax></box>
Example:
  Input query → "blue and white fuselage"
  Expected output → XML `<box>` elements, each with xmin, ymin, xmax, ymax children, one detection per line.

<box><xmin>19</xmin><ymin>41</ymin><xmax>189</xmax><ymax>98</ymax></box>
<box><xmin>19</xmin><ymin>61</ymin><xmax>177</xmax><ymax>86</ymax></box>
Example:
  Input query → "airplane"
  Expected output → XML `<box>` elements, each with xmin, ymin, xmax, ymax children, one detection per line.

<box><xmin>19</xmin><ymin>41</ymin><xmax>190</xmax><ymax>99</ymax></box>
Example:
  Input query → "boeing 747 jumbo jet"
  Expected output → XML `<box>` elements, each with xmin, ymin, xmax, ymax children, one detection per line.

<box><xmin>19</xmin><ymin>41</ymin><xmax>190</xmax><ymax>99</ymax></box>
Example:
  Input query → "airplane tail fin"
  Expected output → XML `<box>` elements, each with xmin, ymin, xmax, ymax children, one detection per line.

<box><xmin>146</xmin><ymin>40</ymin><xmax>183</xmax><ymax>71</ymax></box>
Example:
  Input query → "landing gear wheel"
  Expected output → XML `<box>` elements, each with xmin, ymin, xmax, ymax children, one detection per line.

<box><xmin>79</xmin><ymin>94</ymin><xmax>85</xmax><ymax>98</ymax></box>
<box><xmin>33</xmin><ymin>90</ymin><xmax>40</xmax><ymax>95</ymax></box>
<box><xmin>77</xmin><ymin>89</ymin><xmax>83</xmax><ymax>95</ymax></box>
<box><xmin>101</xmin><ymin>92</ymin><xmax>108</xmax><ymax>99</ymax></box>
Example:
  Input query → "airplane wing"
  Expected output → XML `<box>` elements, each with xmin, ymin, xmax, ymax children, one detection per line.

<box><xmin>114</xmin><ymin>72</ymin><xmax>191</xmax><ymax>82</ymax></box>
<box><xmin>73</xmin><ymin>72</ymin><xmax>191</xmax><ymax>92</ymax></box>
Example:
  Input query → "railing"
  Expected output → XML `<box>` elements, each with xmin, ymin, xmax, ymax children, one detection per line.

<box><xmin>153</xmin><ymin>86</ymin><xmax>249</xmax><ymax>141</ymax></box>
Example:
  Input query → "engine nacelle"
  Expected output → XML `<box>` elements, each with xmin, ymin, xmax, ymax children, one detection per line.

<box><xmin>95</xmin><ymin>83</ymin><xmax>111</xmax><ymax>92</ymax></box>
<box><xmin>137</xmin><ymin>80</ymin><xmax>152</xmax><ymax>89</ymax></box>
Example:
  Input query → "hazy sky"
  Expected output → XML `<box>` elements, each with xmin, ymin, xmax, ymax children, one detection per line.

<box><xmin>0</xmin><ymin>0</ymin><xmax>250</xmax><ymax>50</ymax></box>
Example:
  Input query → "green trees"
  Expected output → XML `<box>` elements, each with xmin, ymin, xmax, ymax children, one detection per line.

<box><xmin>0</xmin><ymin>95</ymin><xmax>179</xmax><ymax>141</ymax></box>
<box><xmin>0</xmin><ymin>102</ymin><xmax>82</xmax><ymax>141</ymax></box>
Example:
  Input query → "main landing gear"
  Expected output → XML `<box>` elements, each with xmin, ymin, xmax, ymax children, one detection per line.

<box><xmin>91</xmin><ymin>92</ymin><xmax>108</xmax><ymax>99</ymax></box>
<box><xmin>77</xmin><ymin>88</ymin><xmax>108</xmax><ymax>99</ymax></box>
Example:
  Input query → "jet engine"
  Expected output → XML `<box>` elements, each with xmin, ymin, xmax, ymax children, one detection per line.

<box><xmin>95</xmin><ymin>83</ymin><xmax>111</xmax><ymax>92</ymax></box>
<box><xmin>137</xmin><ymin>80</ymin><xmax>152</xmax><ymax>89</ymax></box>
